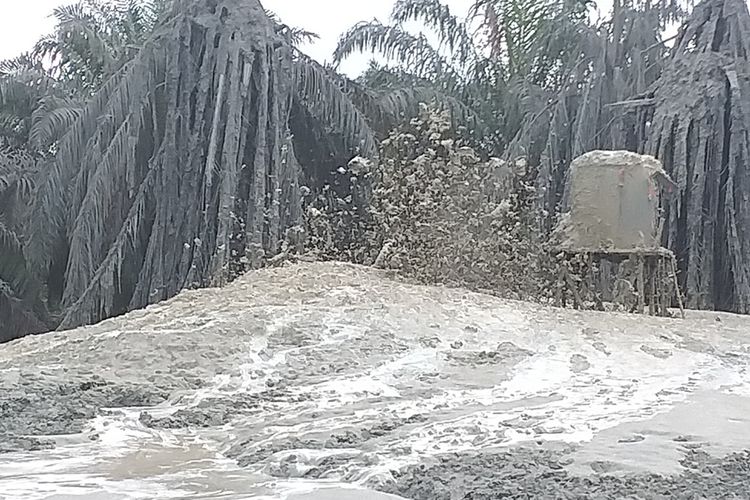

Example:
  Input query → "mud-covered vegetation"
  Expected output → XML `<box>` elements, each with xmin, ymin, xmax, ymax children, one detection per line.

<box><xmin>3</xmin><ymin>0</ymin><xmax>750</xmax><ymax>341</ymax></box>
<box><xmin>0</xmin><ymin>0</ymin><xmax>375</xmax><ymax>340</ymax></box>
<box><xmin>303</xmin><ymin>105</ymin><xmax>557</xmax><ymax>301</ymax></box>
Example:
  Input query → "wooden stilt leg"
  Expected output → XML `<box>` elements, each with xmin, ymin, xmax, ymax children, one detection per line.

<box><xmin>637</xmin><ymin>254</ymin><xmax>645</xmax><ymax>314</ymax></box>
<box><xmin>658</xmin><ymin>257</ymin><xmax>667</xmax><ymax>316</ymax></box>
<box><xmin>648</xmin><ymin>256</ymin><xmax>656</xmax><ymax>316</ymax></box>
<box><xmin>567</xmin><ymin>272</ymin><xmax>583</xmax><ymax>310</ymax></box>
<box><xmin>662</xmin><ymin>257</ymin><xmax>670</xmax><ymax>317</ymax></box>
<box><xmin>669</xmin><ymin>255</ymin><xmax>686</xmax><ymax>319</ymax></box>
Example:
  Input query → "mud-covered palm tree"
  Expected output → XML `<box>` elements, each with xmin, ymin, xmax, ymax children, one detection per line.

<box><xmin>504</xmin><ymin>0</ymin><xmax>750</xmax><ymax>312</ymax></box>
<box><xmin>0</xmin><ymin>147</ymin><xmax>52</xmax><ymax>341</ymax></box>
<box><xmin>33</xmin><ymin>0</ymin><xmax>172</xmax><ymax>94</ymax></box>
<box><xmin>333</xmin><ymin>0</ymin><xmax>501</xmax><ymax>148</ymax></box>
<box><xmin>469</xmin><ymin>0</ymin><xmax>595</xmax><ymax>82</ymax></box>
<box><xmin>20</xmin><ymin>0</ymin><xmax>375</xmax><ymax>331</ymax></box>
<box><xmin>0</xmin><ymin>52</ymin><xmax>74</xmax><ymax>341</ymax></box>
<box><xmin>508</xmin><ymin>0</ymin><xmax>683</xmax><ymax>220</ymax></box>
<box><xmin>334</xmin><ymin>0</ymin><xmax>596</xmax><ymax>152</ymax></box>
<box><xmin>642</xmin><ymin>0</ymin><xmax>750</xmax><ymax>312</ymax></box>
<box><xmin>0</xmin><ymin>1</ymin><xmax>168</xmax><ymax>340</ymax></box>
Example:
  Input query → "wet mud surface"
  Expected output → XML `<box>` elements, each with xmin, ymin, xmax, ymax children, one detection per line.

<box><xmin>1</xmin><ymin>262</ymin><xmax>750</xmax><ymax>499</ymax></box>
<box><xmin>373</xmin><ymin>447</ymin><xmax>750</xmax><ymax>499</ymax></box>
<box><xmin>0</xmin><ymin>371</ymin><xmax>167</xmax><ymax>440</ymax></box>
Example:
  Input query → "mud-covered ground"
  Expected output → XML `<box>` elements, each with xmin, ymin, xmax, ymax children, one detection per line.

<box><xmin>1</xmin><ymin>262</ymin><xmax>750</xmax><ymax>499</ymax></box>
<box><xmin>375</xmin><ymin>448</ymin><xmax>750</xmax><ymax>499</ymax></box>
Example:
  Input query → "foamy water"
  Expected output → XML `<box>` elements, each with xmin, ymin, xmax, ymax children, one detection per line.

<box><xmin>1</xmin><ymin>263</ymin><xmax>750</xmax><ymax>499</ymax></box>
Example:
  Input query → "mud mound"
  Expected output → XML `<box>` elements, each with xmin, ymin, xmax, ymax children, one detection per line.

<box><xmin>1</xmin><ymin>262</ymin><xmax>749</xmax><ymax>499</ymax></box>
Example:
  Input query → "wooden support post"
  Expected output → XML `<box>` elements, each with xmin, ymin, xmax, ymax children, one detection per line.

<box><xmin>563</xmin><ymin>264</ymin><xmax>583</xmax><ymax>310</ymax></box>
<box><xmin>556</xmin><ymin>264</ymin><xmax>565</xmax><ymax>308</ymax></box>
<box><xmin>669</xmin><ymin>255</ymin><xmax>686</xmax><ymax>319</ymax></box>
<box><xmin>661</xmin><ymin>257</ymin><xmax>672</xmax><ymax>316</ymax></box>
<box><xmin>648</xmin><ymin>256</ymin><xmax>656</xmax><ymax>316</ymax></box>
<box><xmin>637</xmin><ymin>254</ymin><xmax>645</xmax><ymax>314</ymax></box>
<box><xmin>658</xmin><ymin>257</ymin><xmax>668</xmax><ymax>316</ymax></box>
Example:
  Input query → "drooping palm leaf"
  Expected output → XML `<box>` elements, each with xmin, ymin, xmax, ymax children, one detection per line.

<box><xmin>334</xmin><ymin>21</ymin><xmax>464</xmax><ymax>87</ymax></box>
<box><xmin>293</xmin><ymin>50</ymin><xmax>378</xmax><ymax>156</ymax></box>
<box><xmin>390</xmin><ymin>0</ymin><xmax>480</xmax><ymax>69</ymax></box>
<box><xmin>30</xmin><ymin>96</ymin><xmax>84</xmax><ymax>148</ymax></box>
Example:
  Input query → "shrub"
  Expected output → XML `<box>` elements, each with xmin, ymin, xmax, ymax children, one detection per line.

<box><xmin>303</xmin><ymin>104</ymin><xmax>557</xmax><ymax>302</ymax></box>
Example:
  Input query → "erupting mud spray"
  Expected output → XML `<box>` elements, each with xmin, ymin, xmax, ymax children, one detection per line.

<box><xmin>2</xmin><ymin>263</ymin><xmax>750</xmax><ymax>499</ymax></box>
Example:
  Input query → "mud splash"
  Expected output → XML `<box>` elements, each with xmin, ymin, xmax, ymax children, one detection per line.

<box><xmin>1</xmin><ymin>262</ymin><xmax>750</xmax><ymax>499</ymax></box>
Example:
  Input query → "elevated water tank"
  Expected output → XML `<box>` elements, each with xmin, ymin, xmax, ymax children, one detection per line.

<box><xmin>556</xmin><ymin>150</ymin><xmax>674</xmax><ymax>251</ymax></box>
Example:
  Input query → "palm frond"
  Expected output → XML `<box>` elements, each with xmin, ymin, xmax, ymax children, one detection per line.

<box><xmin>0</xmin><ymin>113</ymin><xmax>27</xmax><ymax>144</ymax></box>
<box><xmin>59</xmin><ymin>161</ymin><xmax>156</xmax><ymax>329</ymax></box>
<box><xmin>293</xmin><ymin>50</ymin><xmax>378</xmax><ymax>155</ymax></box>
<box><xmin>345</xmin><ymin>63</ymin><xmax>484</xmax><ymax>134</ymax></box>
<box><xmin>0</xmin><ymin>213</ymin><xmax>34</xmax><ymax>301</ymax></box>
<box><xmin>0</xmin><ymin>147</ymin><xmax>37</xmax><ymax>195</ymax></box>
<box><xmin>24</xmin><ymin>57</ymin><xmax>132</xmax><ymax>272</ymax></box>
<box><xmin>63</xmin><ymin>82</ymin><xmax>152</xmax><ymax>306</ymax></box>
<box><xmin>39</xmin><ymin>0</ymin><xmax>167</xmax><ymax>91</ymax></box>
<box><xmin>0</xmin><ymin>53</ymin><xmax>46</xmax><ymax>76</ymax></box>
<box><xmin>333</xmin><ymin>21</ymin><xmax>463</xmax><ymax>86</ymax></box>
<box><xmin>383</xmin><ymin>86</ymin><xmax>482</xmax><ymax>126</ymax></box>
<box><xmin>470</xmin><ymin>0</ymin><xmax>559</xmax><ymax>73</ymax></box>
<box><xmin>0</xmin><ymin>218</ymin><xmax>22</xmax><ymax>255</ymax></box>
<box><xmin>390</xmin><ymin>0</ymin><xmax>480</xmax><ymax>67</ymax></box>
<box><xmin>281</xmin><ymin>26</ymin><xmax>320</xmax><ymax>46</ymax></box>
<box><xmin>0</xmin><ymin>71</ymin><xmax>46</xmax><ymax>109</ymax></box>
<box><xmin>30</xmin><ymin>96</ymin><xmax>84</xmax><ymax>148</ymax></box>
<box><xmin>263</xmin><ymin>10</ymin><xmax>320</xmax><ymax>46</ymax></box>
<box><xmin>32</xmin><ymin>35</ymin><xmax>63</xmax><ymax>63</ymax></box>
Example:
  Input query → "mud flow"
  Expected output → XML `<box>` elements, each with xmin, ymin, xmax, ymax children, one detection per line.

<box><xmin>1</xmin><ymin>263</ymin><xmax>750</xmax><ymax>499</ymax></box>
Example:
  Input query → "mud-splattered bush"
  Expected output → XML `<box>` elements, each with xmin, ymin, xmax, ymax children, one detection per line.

<box><xmin>369</xmin><ymin>106</ymin><xmax>556</xmax><ymax>300</ymax></box>
<box><xmin>300</xmin><ymin>158</ymin><xmax>379</xmax><ymax>264</ymax></box>
<box><xmin>303</xmin><ymin>105</ymin><xmax>556</xmax><ymax>302</ymax></box>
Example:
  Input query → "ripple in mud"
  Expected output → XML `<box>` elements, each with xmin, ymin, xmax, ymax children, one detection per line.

<box><xmin>280</xmin><ymin>334</ymin><xmax>410</xmax><ymax>385</ymax></box>
<box><xmin>447</xmin><ymin>342</ymin><xmax>532</xmax><ymax>366</ymax></box>
<box><xmin>0</xmin><ymin>435</ymin><xmax>55</xmax><ymax>453</ymax></box>
<box><xmin>228</xmin><ymin>414</ymin><xmax>428</xmax><ymax>471</ymax></box>
<box><xmin>228</xmin><ymin>437</ymin><xmax>326</xmax><ymax>468</ymax></box>
<box><xmin>140</xmin><ymin>407</ymin><xmax>233</xmax><ymax>429</ymax></box>
<box><xmin>266</xmin><ymin>451</ymin><xmax>382</xmax><ymax>480</ymax></box>
<box><xmin>591</xmin><ymin>341</ymin><xmax>611</xmax><ymax>356</ymax></box>
<box><xmin>303</xmin><ymin>453</ymin><xmax>381</xmax><ymax>479</ymax></box>
<box><xmin>0</xmin><ymin>372</ymin><xmax>167</xmax><ymax>449</ymax></box>
<box><xmin>641</xmin><ymin>345</ymin><xmax>673</xmax><ymax>359</ymax></box>
<box><xmin>140</xmin><ymin>390</ymin><xmax>310</xmax><ymax>429</ymax></box>
<box><xmin>266</xmin><ymin>324</ymin><xmax>324</xmax><ymax>350</ymax></box>
<box><xmin>373</xmin><ymin>448</ymin><xmax>750</xmax><ymax>500</ymax></box>
<box><xmin>327</xmin><ymin>415</ymin><xmax>428</xmax><ymax>447</ymax></box>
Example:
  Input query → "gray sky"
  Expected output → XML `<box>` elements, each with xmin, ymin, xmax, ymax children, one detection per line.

<box><xmin>0</xmin><ymin>1</ymin><xmax>59</xmax><ymax>61</ymax></box>
<box><xmin>0</xmin><ymin>0</ymin><xmax>473</xmax><ymax>76</ymax></box>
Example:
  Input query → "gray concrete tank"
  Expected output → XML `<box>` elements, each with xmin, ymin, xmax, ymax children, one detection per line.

<box><xmin>555</xmin><ymin>150</ymin><xmax>674</xmax><ymax>252</ymax></box>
